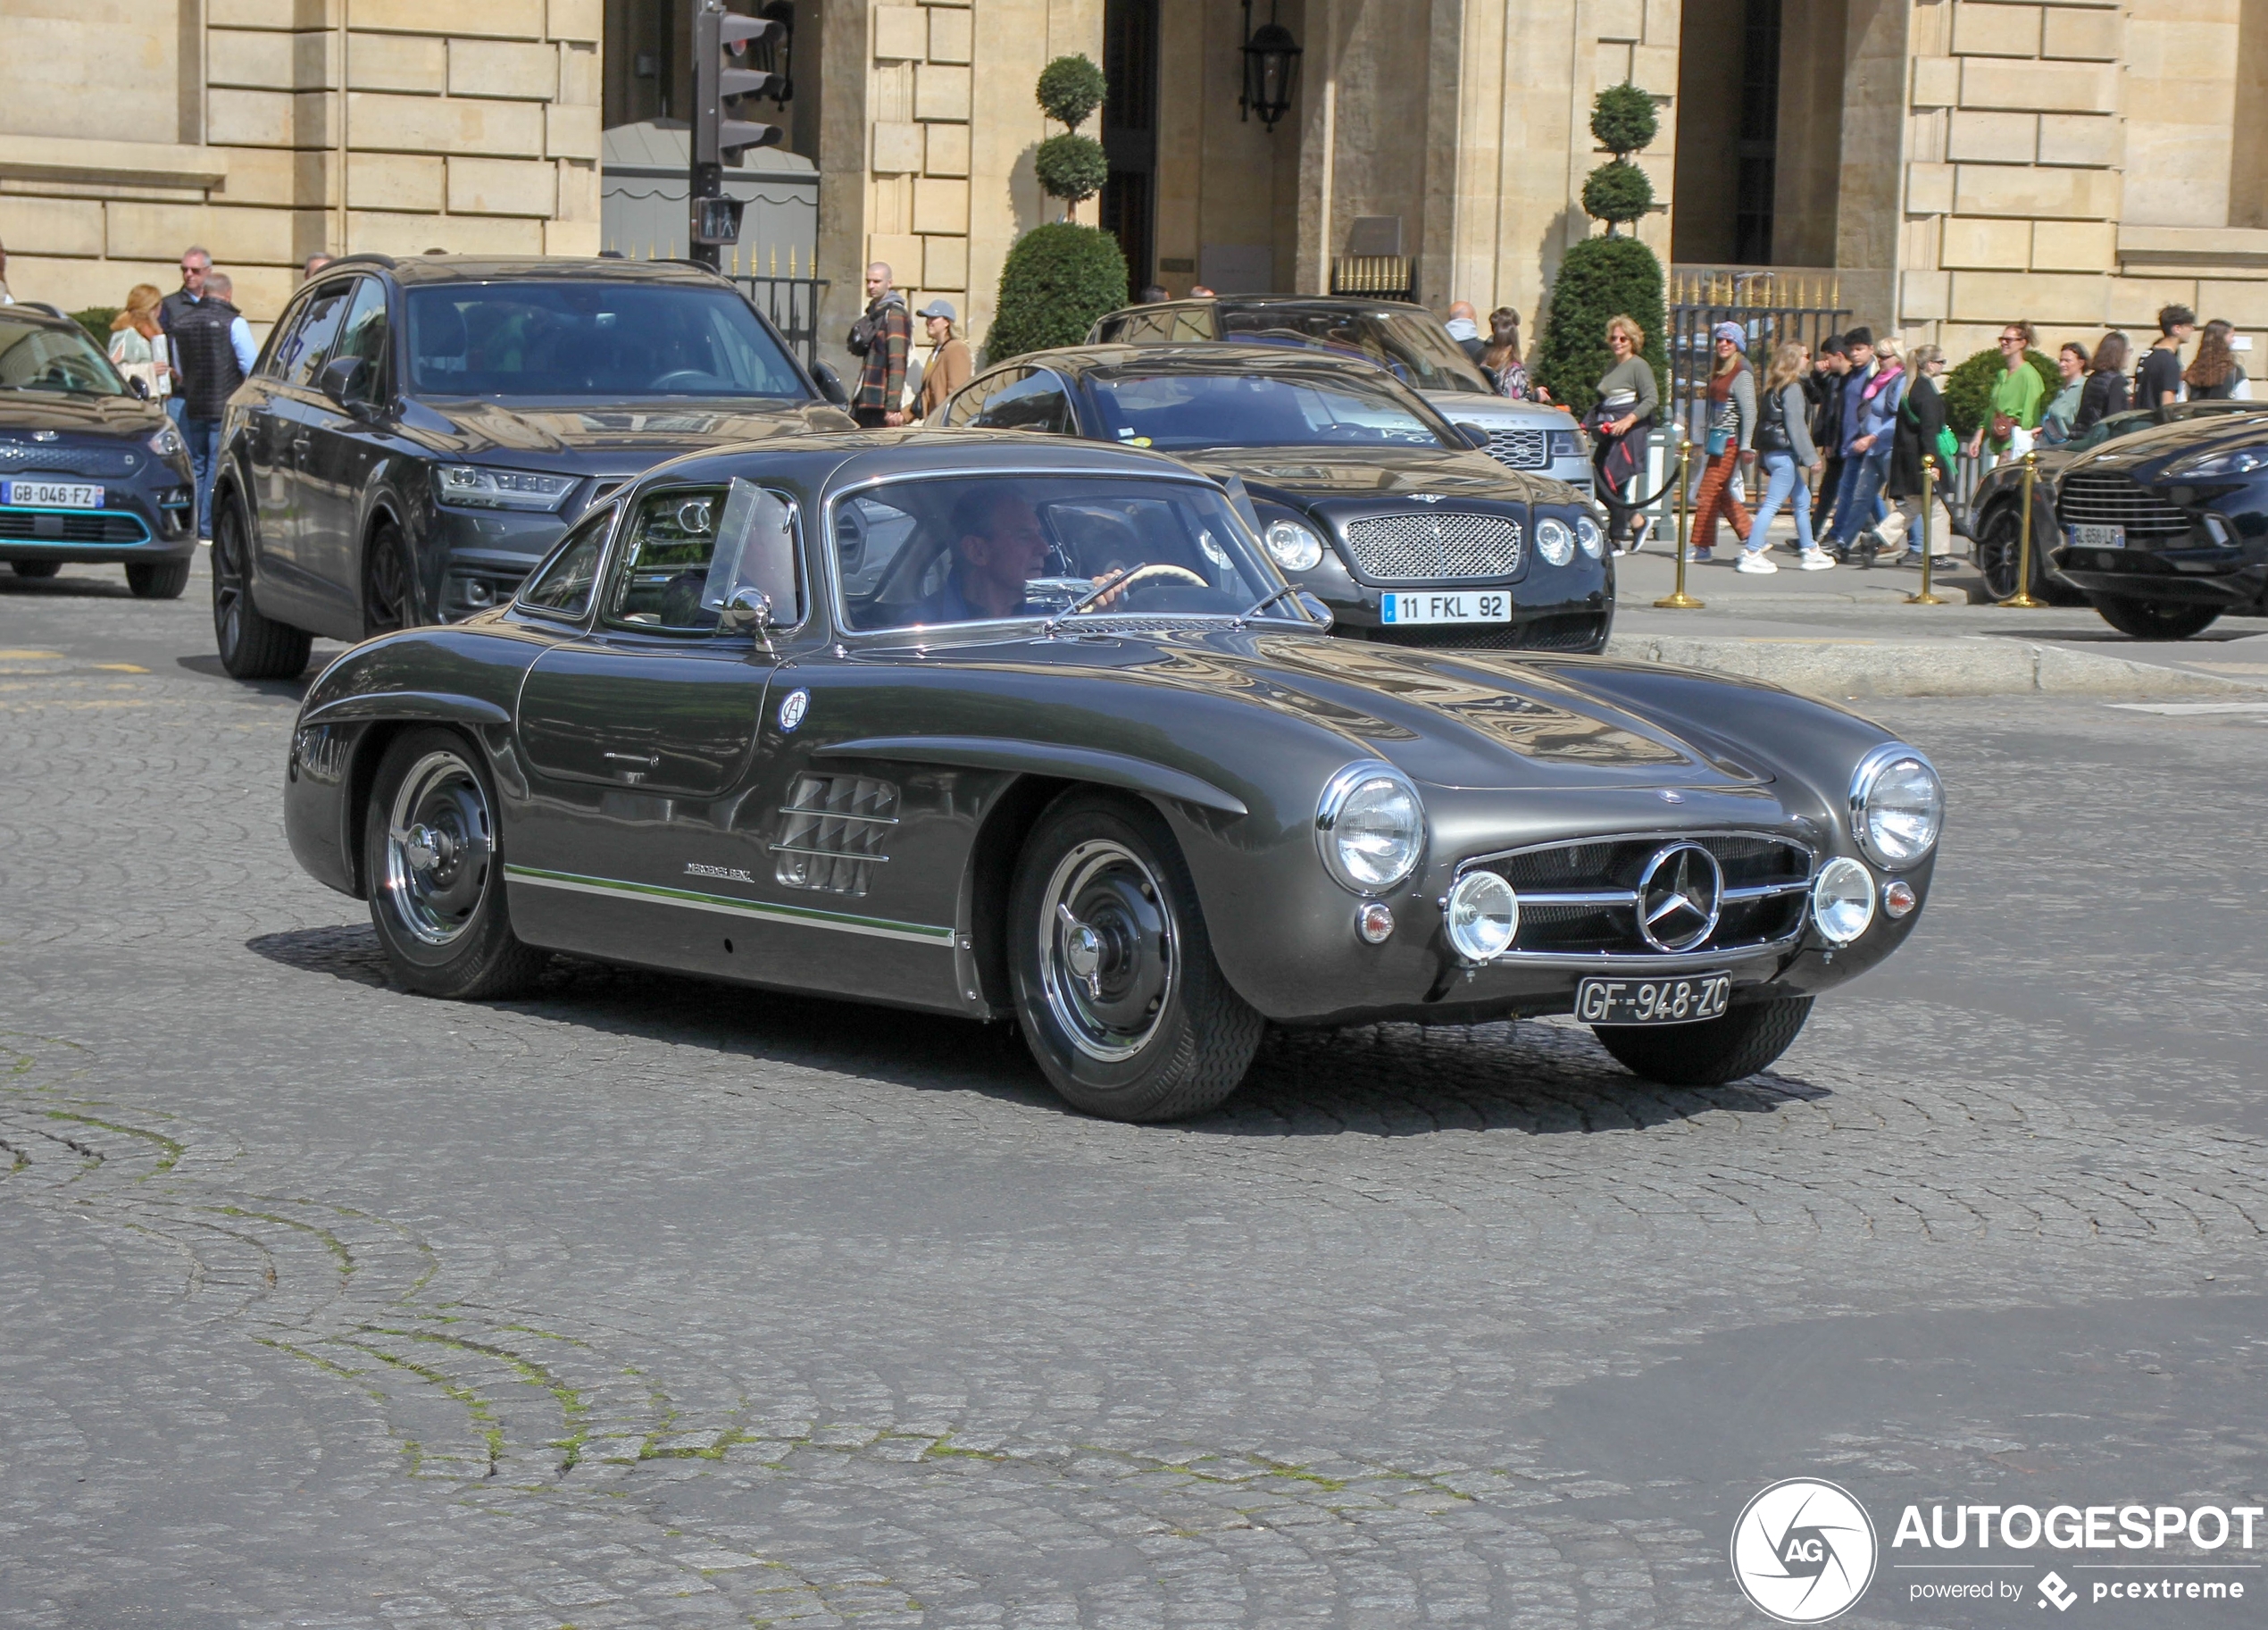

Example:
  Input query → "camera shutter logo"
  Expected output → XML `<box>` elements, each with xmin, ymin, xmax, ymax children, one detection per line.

<box><xmin>1730</xmin><ymin>1478</ymin><xmax>1878</xmax><ymax>1624</ymax></box>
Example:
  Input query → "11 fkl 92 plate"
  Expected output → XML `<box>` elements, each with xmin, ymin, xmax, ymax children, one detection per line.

<box><xmin>1380</xmin><ymin>590</ymin><xmax>1512</xmax><ymax>625</ymax></box>
<box><xmin>1575</xmin><ymin>972</ymin><xmax>1731</xmax><ymax>1025</ymax></box>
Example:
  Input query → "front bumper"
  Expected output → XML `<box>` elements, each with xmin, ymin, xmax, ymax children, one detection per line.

<box><xmin>2051</xmin><ymin>541</ymin><xmax>2268</xmax><ymax>609</ymax></box>
<box><xmin>0</xmin><ymin>481</ymin><xmax>196</xmax><ymax>564</ymax></box>
<box><xmin>1287</xmin><ymin>533</ymin><xmax>1613</xmax><ymax>652</ymax></box>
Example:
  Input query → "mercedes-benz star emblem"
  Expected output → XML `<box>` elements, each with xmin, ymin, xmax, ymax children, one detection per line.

<box><xmin>1636</xmin><ymin>841</ymin><xmax>1722</xmax><ymax>953</ymax></box>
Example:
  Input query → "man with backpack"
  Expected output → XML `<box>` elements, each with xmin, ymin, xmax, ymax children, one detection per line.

<box><xmin>848</xmin><ymin>262</ymin><xmax>912</xmax><ymax>428</ymax></box>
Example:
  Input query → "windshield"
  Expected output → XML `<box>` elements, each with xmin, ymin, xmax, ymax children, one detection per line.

<box><xmin>1218</xmin><ymin>307</ymin><xmax>1494</xmax><ymax>394</ymax></box>
<box><xmin>1086</xmin><ymin>371</ymin><xmax>1449</xmax><ymax>451</ymax></box>
<box><xmin>0</xmin><ymin>315</ymin><xmax>130</xmax><ymax>397</ymax></box>
<box><xmin>404</xmin><ymin>282</ymin><xmax>805</xmax><ymax>398</ymax></box>
<box><xmin>832</xmin><ymin>474</ymin><xmax>1281</xmax><ymax>632</ymax></box>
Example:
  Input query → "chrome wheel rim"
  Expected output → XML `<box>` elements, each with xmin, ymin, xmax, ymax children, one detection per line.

<box><xmin>1038</xmin><ymin>839</ymin><xmax>1175</xmax><ymax>1063</ymax></box>
<box><xmin>381</xmin><ymin>751</ymin><xmax>494</xmax><ymax>946</ymax></box>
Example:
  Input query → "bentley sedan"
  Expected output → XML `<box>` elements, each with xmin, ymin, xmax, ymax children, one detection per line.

<box><xmin>930</xmin><ymin>344</ymin><xmax>1613</xmax><ymax>652</ymax></box>
<box><xmin>285</xmin><ymin>434</ymin><xmax>1942</xmax><ymax>1123</ymax></box>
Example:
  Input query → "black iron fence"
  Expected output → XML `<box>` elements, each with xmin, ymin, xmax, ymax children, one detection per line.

<box><xmin>1665</xmin><ymin>267</ymin><xmax>1847</xmax><ymax>446</ymax></box>
<box><xmin>733</xmin><ymin>274</ymin><xmax>830</xmax><ymax>374</ymax></box>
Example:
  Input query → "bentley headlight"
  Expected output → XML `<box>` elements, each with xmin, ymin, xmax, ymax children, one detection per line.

<box><xmin>1316</xmin><ymin>761</ymin><xmax>1424</xmax><ymax>893</ymax></box>
<box><xmin>1263</xmin><ymin>517</ymin><xmax>1325</xmax><ymax>573</ymax></box>
<box><xmin>1574</xmin><ymin>514</ymin><xmax>1605</xmax><ymax>559</ymax></box>
<box><xmin>1849</xmin><ymin>746</ymin><xmax>1943</xmax><ymax>868</ymax></box>
<box><xmin>1536</xmin><ymin>516</ymin><xmax>1575</xmax><ymax>565</ymax></box>
<box><xmin>1811</xmin><ymin>857</ymin><xmax>1876</xmax><ymax>945</ymax></box>
<box><xmin>2170</xmin><ymin>446</ymin><xmax>2268</xmax><ymax>479</ymax></box>
<box><xmin>434</xmin><ymin>464</ymin><xmax>578</xmax><ymax>512</ymax></box>
<box><xmin>1445</xmin><ymin>870</ymin><xmax>1519</xmax><ymax>961</ymax></box>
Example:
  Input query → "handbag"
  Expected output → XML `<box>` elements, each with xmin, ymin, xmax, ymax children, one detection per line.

<box><xmin>1705</xmin><ymin>426</ymin><xmax>1730</xmax><ymax>456</ymax></box>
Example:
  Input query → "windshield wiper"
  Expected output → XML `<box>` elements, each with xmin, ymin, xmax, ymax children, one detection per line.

<box><xmin>1039</xmin><ymin>569</ymin><xmax>1135</xmax><ymax>636</ymax></box>
<box><xmin>1233</xmin><ymin>584</ymin><xmax>1303</xmax><ymax>628</ymax></box>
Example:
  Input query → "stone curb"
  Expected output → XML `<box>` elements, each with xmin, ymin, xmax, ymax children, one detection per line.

<box><xmin>1610</xmin><ymin>633</ymin><xmax>2265</xmax><ymax>698</ymax></box>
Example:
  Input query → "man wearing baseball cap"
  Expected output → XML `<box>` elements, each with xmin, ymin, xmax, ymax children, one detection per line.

<box><xmin>914</xmin><ymin>299</ymin><xmax>971</xmax><ymax>421</ymax></box>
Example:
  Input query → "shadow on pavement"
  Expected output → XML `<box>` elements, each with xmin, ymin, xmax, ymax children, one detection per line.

<box><xmin>175</xmin><ymin>652</ymin><xmax>319</xmax><ymax>699</ymax></box>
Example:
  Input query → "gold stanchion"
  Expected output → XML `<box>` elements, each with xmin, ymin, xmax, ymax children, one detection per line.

<box><xmin>1998</xmin><ymin>448</ymin><xmax>2046</xmax><ymax>607</ymax></box>
<box><xmin>1654</xmin><ymin>435</ymin><xmax>1705</xmax><ymax>609</ymax></box>
<box><xmin>1906</xmin><ymin>454</ymin><xmax>1947</xmax><ymax>606</ymax></box>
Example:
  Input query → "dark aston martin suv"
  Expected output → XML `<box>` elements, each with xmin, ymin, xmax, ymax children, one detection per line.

<box><xmin>210</xmin><ymin>253</ymin><xmax>855</xmax><ymax>679</ymax></box>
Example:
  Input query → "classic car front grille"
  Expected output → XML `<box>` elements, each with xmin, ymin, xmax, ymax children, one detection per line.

<box><xmin>0</xmin><ymin>442</ymin><xmax>145</xmax><ymax>479</ymax></box>
<box><xmin>1484</xmin><ymin>428</ymin><xmax>1549</xmax><ymax>469</ymax></box>
<box><xmin>773</xmin><ymin>773</ymin><xmax>897</xmax><ymax>896</ymax></box>
<box><xmin>0</xmin><ymin>508</ymin><xmax>150</xmax><ymax>543</ymax></box>
<box><xmin>1466</xmin><ymin>832</ymin><xmax>1812</xmax><ymax>958</ymax></box>
<box><xmin>2055</xmin><ymin>471</ymin><xmax>2193</xmax><ymax>544</ymax></box>
<box><xmin>1370</xmin><ymin>611</ymin><xmax>1605</xmax><ymax>652</ymax></box>
<box><xmin>1340</xmin><ymin>513</ymin><xmax>1523</xmax><ymax>581</ymax></box>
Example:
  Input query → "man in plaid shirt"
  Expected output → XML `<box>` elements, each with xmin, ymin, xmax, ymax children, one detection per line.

<box><xmin>852</xmin><ymin>262</ymin><xmax>913</xmax><ymax>427</ymax></box>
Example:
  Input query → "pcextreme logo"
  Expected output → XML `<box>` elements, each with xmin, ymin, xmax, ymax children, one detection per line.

<box><xmin>1730</xmin><ymin>1479</ymin><xmax>1880</xmax><ymax>1623</ymax></box>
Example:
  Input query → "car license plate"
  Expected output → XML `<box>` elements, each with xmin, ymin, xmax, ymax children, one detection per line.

<box><xmin>1380</xmin><ymin>590</ymin><xmax>1512</xmax><ymax>625</ymax></box>
<box><xmin>1</xmin><ymin>481</ymin><xmax>103</xmax><ymax>510</ymax></box>
<box><xmin>2069</xmin><ymin>523</ymin><xmax>2124</xmax><ymax>549</ymax></box>
<box><xmin>1576</xmin><ymin>972</ymin><xmax>1732</xmax><ymax>1025</ymax></box>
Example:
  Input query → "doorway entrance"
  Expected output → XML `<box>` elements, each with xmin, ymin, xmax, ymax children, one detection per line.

<box><xmin>1099</xmin><ymin>0</ymin><xmax>1160</xmax><ymax>298</ymax></box>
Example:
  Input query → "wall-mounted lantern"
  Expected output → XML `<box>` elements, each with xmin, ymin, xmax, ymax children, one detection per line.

<box><xmin>1239</xmin><ymin>1</ymin><xmax>1302</xmax><ymax>133</ymax></box>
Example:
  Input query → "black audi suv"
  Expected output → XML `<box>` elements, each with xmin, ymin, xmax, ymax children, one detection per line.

<box><xmin>211</xmin><ymin>253</ymin><xmax>855</xmax><ymax>679</ymax></box>
<box><xmin>0</xmin><ymin>303</ymin><xmax>196</xmax><ymax>595</ymax></box>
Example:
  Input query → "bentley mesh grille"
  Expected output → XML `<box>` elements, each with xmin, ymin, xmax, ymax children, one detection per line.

<box><xmin>773</xmin><ymin>773</ymin><xmax>897</xmax><ymax>897</ymax></box>
<box><xmin>1485</xmin><ymin>428</ymin><xmax>1549</xmax><ymax>469</ymax></box>
<box><xmin>1470</xmin><ymin>832</ymin><xmax>1811</xmax><ymax>957</ymax></box>
<box><xmin>0</xmin><ymin>509</ymin><xmax>150</xmax><ymax>543</ymax></box>
<box><xmin>1340</xmin><ymin>513</ymin><xmax>1523</xmax><ymax>581</ymax></box>
<box><xmin>0</xmin><ymin>442</ymin><xmax>145</xmax><ymax>479</ymax></box>
<box><xmin>1370</xmin><ymin>612</ymin><xmax>1605</xmax><ymax>652</ymax></box>
<box><xmin>2055</xmin><ymin>471</ymin><xmax>2192</xmax><ymax>543</ymax></box>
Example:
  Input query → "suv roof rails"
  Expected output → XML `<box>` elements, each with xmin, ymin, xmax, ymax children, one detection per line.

<box><xmin>328</xmin><ymin>252</ymin><xmax>399</xmax><ymax>270</ymax></box>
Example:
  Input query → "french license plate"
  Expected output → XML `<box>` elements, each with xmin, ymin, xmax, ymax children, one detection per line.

<box><xmin>1</xmin><ymin>481</ymin><xmax>102</xmax><ymax>509</ymax></box>
<box><xmin>1380</xmin><ymin>590</ymin><xmax>1512</xmax><ymax>625</ymax></box>
<box><xmin>1576</xmin><ymin>972</ymin><xmax>1732</xmax><ymax>1025</ymax></box>
<box><xmin>2069</xmin><ymin>523</ymin><xmax>2124</xmax><ymax>549</ymax></box>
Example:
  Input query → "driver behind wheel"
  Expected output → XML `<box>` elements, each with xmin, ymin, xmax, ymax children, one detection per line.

<box><xmin>913</xmin><ymin>489</ymin><xmax>1131</xmax><ymax>624</ymax></box>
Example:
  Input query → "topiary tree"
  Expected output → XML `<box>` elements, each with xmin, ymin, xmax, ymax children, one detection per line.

<box><xmin>1941</xmin><ymin>345</ymin><xmax>2061</xmax><ymax>439</ymax></box>
<box><xmin>1534</xmin><ymin>235</ymin><xmax>1671</xmax><ymax>415</ymax></box>
<box><xmin>71</xmin><ymin>307</ymin><xmax>121</xmax><ymax>345</ymax></box>
<box><xmin>986</xmin><ymin>222</ymin><xmax>1129</xmax><ymax>364</ymax></box>
<box><xmin>1033</xmin><ymin>54</ymin><xmax>1108</xmax><ymax>213</ymax></box>
<box><xmin>1583</xmin><ymin>81</ymin><xmax>1659</xmax><ymax>237</ymax></box>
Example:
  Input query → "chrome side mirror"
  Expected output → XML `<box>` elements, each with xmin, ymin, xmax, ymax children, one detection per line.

<box><xmin>1295</xmin><ymin>590</ymin><xmax>1334</xmax><ymax>630</ymax></box>
<box><xmin>719</xmin><ymin>585</ymin><xmax>773</xmax><ymax>633</ymax></box>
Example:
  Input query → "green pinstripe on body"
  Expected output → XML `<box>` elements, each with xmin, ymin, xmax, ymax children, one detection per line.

<box><xmin>503</xmin><ymin>865</ymin><xmax>956</xmax><ymax>947</ymax></box>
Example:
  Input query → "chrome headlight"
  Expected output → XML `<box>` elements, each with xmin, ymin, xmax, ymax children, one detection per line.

<box><xmin>434</xmin><ymin>464</ymin><xmax>578</xmax><ymax>512</ymax></box>
<box><xmin>1811</xmin><ymin>857</ymin><xmax>1876</xmax><ymax>945</ymax></box>
<box><xmin>1315</xmin><ymin>761</ymin><xmax>1424</xmax><ymax>893</ymax></box>
<box><xmin>1263</xmin><ymin>517</ymin><xmax>1324</xmax><ymax>573</ymax></box>
<box><xmin>2170</xmin><ymin>446</ymin><xmax>2268</xmax><ymax>479</ymax></box>
<box><xmin>146</xmin><ymin>424</ymin><xmax>186</xmax><ymax>460</ymax></box>
<box><xmin>1445</xmin><ymin>870</ymin><xmax>1519</xmax><ymax>961</ymax></box>
<box><xmin>1574</xmin><ymin>514</ymin><xmax>1605</xmax><ymax>559</ymax></box>
<box><xmin>1849</xmin><ymin>745</ymin><xmax>1943</xmax><ymax>868</ymax></box>
<box><xmin>1536</xmin><ymin>516</ymin><xmax>1574</xmax><ymax>565</ymax></box>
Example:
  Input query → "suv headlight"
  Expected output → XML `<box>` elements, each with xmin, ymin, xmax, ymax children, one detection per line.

<box><xmin>1548</xmin><ymin>427</ymin><xmax>1590</xmax><ymax>458</ymax></box>
<box><xmin>1575</xmin><ymin>514</ymin><xmax>1605</xmax><ymax>558</ymax></box>
<box><xmin>146</xmin><ymin>425</ymin><xmax>186</xmax><ymax>460</ymax></box>
<box><xmin>2169</xmin><ymin>446</ymin><xmax>2268</xmax><ymax>479</ymax></box>
<box><xmin>434</xmin><ymin>464</ymin><xmax>578</xmax><ymax>512</ymax></box>
<box><xmin>1315</xmin><ymin>761</ymin><xmax>1424</xmax><ymax>893</ymax></box>
<box><xmin>1536</xmin><ymin>516</ymin><xmax>1575</xmax><ymax>565</ymax></box>
<box><xmin>1263</xmin><ymin>517</ymin><xmax>1325</xmax><ymax>573</ymax></box>
<box><xmin>1849</xmin><ymin>745</ymin><xmax>1943</xmax><ymax>868</ymax></box>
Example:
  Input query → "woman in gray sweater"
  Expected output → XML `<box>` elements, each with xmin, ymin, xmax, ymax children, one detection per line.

<box><xmin>1739</xmin><ymin>340</ymin><xmax>1834</xmax><ymax>572</ymax></box>
<box><xmin>1589</xmin><ymin>314</ymin><xmax>1660</xmax><ymax>550</ymax></box>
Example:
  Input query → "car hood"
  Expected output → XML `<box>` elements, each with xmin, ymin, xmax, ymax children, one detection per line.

<box><xmin>2066</xmin><ymin>412</ymin><xmax>2268</xmax><ymax>481</ymax></box>
<box><xmin>0</xmin><ymin>392</ymin><xmax>169</xmax><ymax>439</ymax></box>
<box><xmin>873</xmin><ymin>626</ymin><xmax>1776</xmax><ymax>792</ymax></box>
<box><xmin>396</xmin><ymin>397</ymin><xmax>857</xmax><ymax>468</ymax></box>
<box><xmin>1175</xmin><ymin>443</ymin><xmax>1564</xmax><ymax>506</ymax></box>
<box><xmin>1413</xmin><ymin>389</ymin><xmax>1576</xmax><ymax>427</ymax></box>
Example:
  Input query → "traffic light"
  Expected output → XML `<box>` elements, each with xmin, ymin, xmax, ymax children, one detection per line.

<box><xmin>688</xmin><ymin>0</ymin><xmax>787</xmax><ymax>266</ymax></box>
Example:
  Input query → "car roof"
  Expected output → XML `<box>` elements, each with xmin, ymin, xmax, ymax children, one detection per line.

<box><xmin>0</xmin><ymin>301</ymin><xmax>82</xmax><ymax>330</ymax></box>
<box><xmin>1106</xmin><ymin>295</ymin><xmax>1436</xmax><ymax>320</ymax></box>
<box><xmin>632</xmin><ymin>426</ymin><xmax>1232</xmax><ymax>495</ymax></box>
<box><xmin>1000</xmin><ymin>341</ymin><xmax>1418</xmax><ymax>385</ymax></box>
<box><xmin>315</xmin><ymin>254</ymin><xmax>738</xmax><ymax>289</ymax></box>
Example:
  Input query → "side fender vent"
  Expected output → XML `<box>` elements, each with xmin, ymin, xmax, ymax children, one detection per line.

<box><xmin>773</xmin><ymin>773</ymin><xmax>897</xmax><ymax>896</ymax></box>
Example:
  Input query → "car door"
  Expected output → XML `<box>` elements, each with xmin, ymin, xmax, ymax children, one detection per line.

<box><xmin>253</xmin><ymin>278</ymin><xmax>355</xmax><ymax>626</ymax></box>
<box><xmin>239</xmin><ymin>290</ymin><xmax>317</xmax><ymax>599</ymax></box>
<box><xmin>296</xmin><ymin>276</ymin><xmax>392</xmax><ymax>630</ymax></box>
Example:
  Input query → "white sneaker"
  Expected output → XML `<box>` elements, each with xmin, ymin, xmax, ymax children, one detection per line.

<box><xmin>1797</xmin><ymin>548</ymin><xmax>1837</xmax><ymax>571</ymax></box>
<box><xmin>1734</xmin><ymin>551</ymin><xmax>1779</xmax><ymax>573</ymax></box>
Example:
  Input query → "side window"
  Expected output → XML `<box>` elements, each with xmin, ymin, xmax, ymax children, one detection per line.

<box><xmin>602</xmin><ymin>483</ymin><xmax>802</xmax><ymax>634</ymax></box>
<box><xmin>257</xmin><ymin>295</ymin><xmax>315</xmax><ymax>380</ymax></box>
<box><xmin>280</xmin><ymin>280</ymin><xmax>356</xmax><ymax>390</ymax></box>
<box><xmin>329</xmin><ymin>278</ymin><xmax>389</xmax><ymax>400</ymax></box>
<box><xmin>973</xmin><ymin>368</ymin><xmax>1074</xmax><ymax>434</ymax></box>
<box><xmin>517</xmin><ymin>505</ymin><xmax>615</xmax><ymax>619</ymax></box>
<box><xmin>944</xmin><ymin>368</ymin><xmax>1016</xmax><ymax>428</ymax></box>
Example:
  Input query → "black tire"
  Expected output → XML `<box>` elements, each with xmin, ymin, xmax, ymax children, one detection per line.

<box><xmin>1592</xmin><ymin>994</ymin><xmax>1814</xmax><ymax>1087</ymax></box>
<box><xmin>125</xmin><ymin>559</ymin><xmax>190</xmax><ymax>599</ymax></box>
<box><xmin>212</xmin><ymin>498</ymin><xmax>312</xmax><ymax>679</ymax></box>
<box><xmin>363</xmin><ymin>520</ymin><xmax>413</xmax><ymax>639</ymax></box>
<box><xmin>2089</xmin><ymin>594</ymin><xmax>2222</xmax><ymax>640</ymax></box>
<box><xmin>11</xmin><ymin>559</ymin><xmax>62</xmax><ymax>580</ymax></box>
<box><xmin>1007</xmin><ymin>790</ymin><xmax>1263</xmax><ymax>1122</ymax></box>
<box><xmin>1974</xmin><ymin>503</ymin><xmax>2045</xmax><ymax>601</ymax></box>
<box><xmin>363</xmin><ymin>728</ymin><xmax>546</xmax><ymax>1000</ymax></box>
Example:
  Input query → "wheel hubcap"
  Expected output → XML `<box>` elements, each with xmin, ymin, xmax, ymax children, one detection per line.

<box><xmin>1039</xmin><ymin>840</ymin><xmax>1175</xmax><ymax>1062</ymax></box>
<box><xmin>382</xmin><ymin>752</ymin><xmax>493</xmax><ymax>945</ymax></box>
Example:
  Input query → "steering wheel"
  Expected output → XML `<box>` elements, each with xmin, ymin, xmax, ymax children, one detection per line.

<box><xmin>650</xmin><ymin>369</ymin><xmax>717</xmax><ymax>390</ymax></box>
<box><xmin>1106</xmin><ymin>564</ymin><xmax>1208</xmax><ymax>595</ymax></box>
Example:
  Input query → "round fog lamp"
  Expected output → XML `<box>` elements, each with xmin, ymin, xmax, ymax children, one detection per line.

<box><xmin>1445</xmin><ymin>871</ymin><xmax>1520</xmax><ymax>962</ymax></box>
<box><xmin>1263</xmin><ymin>518</ymin><xmax>1324</xmax><ymax>573</ymax></box>
<box><xmin>1882</xmin><ymin>879</ymin><xmax>1918</xmax><ymax>918</ymax></box>
<box><xmin>1811</xmin><ymin>857</ymin><xmax>1876</xmax><ymax>946</ymax></box>
<box><xmin>1356</xmin><ymin>901</ymin><xmax>1396</xmax><ymax>944</ymax></box>
<box><xmin>1536</xmin><ymin>517</ymin><xmax>1575</xmax><ymax>566</ymax></box>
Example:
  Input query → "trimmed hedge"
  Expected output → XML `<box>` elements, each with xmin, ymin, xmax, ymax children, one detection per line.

<box><xmin>1941</xmin><ymin>346</ymin><xmax>2059</xmax><ymax>439</ymax></box>
<box><xmin>1034</xmin><ymin>131</ymin><xmax>1109</xmax><ymax>205</ymax></box>
<box><xmin>1535</xmin><ymin>235</ymin><xmax>1671</xmax><ymax>417</ymax></box>
<box><xmin>986</xmin><ymin>222</ymin><xmax>1128</xmax><ymax>365</ymax></box>
<box><xmin>71</xmin><ymin>307</ymin><xmax>121</xmax><ymax>345</ymax></box>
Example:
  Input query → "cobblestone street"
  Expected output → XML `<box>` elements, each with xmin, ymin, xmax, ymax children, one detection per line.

<box><xmin>3</xmin><ymin>562</ymin><xmax>2264</xmax><ymax>1629</ymax></box>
